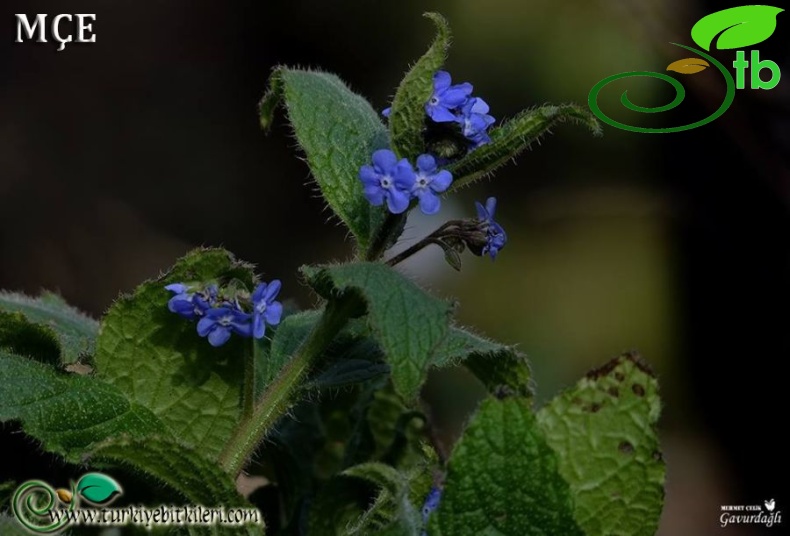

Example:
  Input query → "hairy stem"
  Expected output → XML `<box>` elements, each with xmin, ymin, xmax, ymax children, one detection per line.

<box><xmin>386</xmin><ymin>238</ymin><xmax>446</xmax><ymax>267</ymax></box>
<box><xmin>219</xmin><ymin>296</ymin><xmax>358</xmax><ymax>476</ymax></box>
<box><xmin>242</xmin><ymin>343</ymin><xmax>255</xmax><ymax>420</ymax></box>
<box><xmin>365</xmin><ymin>213</ymin><xmax>408</xmax><ymax>261</ymax></box>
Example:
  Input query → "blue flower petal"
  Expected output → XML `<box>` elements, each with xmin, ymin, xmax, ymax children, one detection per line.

<box><xmin>415</xmin><ymin>154</ymin><xmax>437</xmax><ymax>174</ymax></box>
<box><xmin>430</xmin><ymin>170</ymin><xmax>453</xmax><ymax>193</ymax></box>
<box><xmin>426</xmin><ymin>105</ymin><xmax>458</xmax><ymax>123</ymax></box>
<box><xmin>264</xmin><ymin>301</ymin><xmax>283</xmax><ymax>325</ymax></box>
<box><xmin>417</xmin><ymin>191</ymin><xmax>441</xmax><ymax>215</ymax></box>
<box><xmin>433</xmin><ymin>71</ymin><xmax>452</xmax><ymax>91</ymax></box>
<box><xmin>197</xmin><ymin>316</ymin><xmax>215</xmax><ymax>337</ymax></box>
<box><xmin>208</xmin><ymin>326</ymin><xmax>232</xmax><ymax>347</ymax></box>
<box><xmin>372</xmin><ymin>149</ymin><xmax>398</xmax><ymax>171</ymax></box>
<box><xmin>387</xmin><ymin>188</ymin><xmax>411</xmax><ymax>214</ymax></box>
<box><xmin>253</xmin><ymin>315</ymin><xmax>265</xmax><ymax>339</ymax></box>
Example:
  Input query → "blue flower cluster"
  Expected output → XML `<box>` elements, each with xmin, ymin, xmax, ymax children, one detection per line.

<box><xmin>427</xmin><ymin>71</ymin><xmax>495</xmax><ymax>148</ymax></box>
<box><xmin>165</xmin><ymin>280</ymin><xmax>283</xmax><ymax>347</ymax></box>
<box><xmin>384</xmin><ymin>71</ymin><xmax>495</xmax><ymax>149</ymax></box>
<box><xmin>360</xmin><ymin>149</ymin><xmax>452</xmax><ymax>215</ymax></box>
<box><xmin>475</xmin><ymin>197</ymin><xmax>507</xmax><ymax>259</ymax></box>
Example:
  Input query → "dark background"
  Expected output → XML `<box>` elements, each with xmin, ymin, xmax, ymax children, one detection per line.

<box><xmin>1</xmin><ymin>1</ymin><xmax>788</xmax><ymax>534</ymax></box>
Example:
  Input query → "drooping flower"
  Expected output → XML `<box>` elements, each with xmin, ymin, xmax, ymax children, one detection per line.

<box><xmin>196</xmin><ymin>305</ymin><xmax>253</xmax><ymax>347</ymax></box>
<box><xmin>475</xmin><ymin>197</ymin><xmax>507</xmax><ymax>259</ymax></box>
<box><xmin>251</xmin><ymin>280</ymin><xmax>283</xmax><ymax>339</ymax></box>
<box><xmin>426</xmin><ymin>71</ymin><xmax>473</xmax><ymax>123</ymax></box>
<box><xmin>458</xmin><ymin>97</ymin><xmax>496</xmax><ymax>148</ymax></box>
<box><xmin>359</xmin><ymin>149</ymin><xmax>416</xmax><ymax>214</ymax></box>
<box><xmin>411</xmin><ymin>154</ymin><xmax>453</xmax><ymax>215</ymax></box>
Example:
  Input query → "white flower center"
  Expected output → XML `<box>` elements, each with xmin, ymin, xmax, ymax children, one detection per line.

<box><xmin>256</xmin><ymin>301</ymin><xmax>267</xmax><ymax>314</ymax></box>
<box><xmin>380</xmin><ymin>176</ymin><xmax>393</xmax><ymax>188</ymax></box>
<box><xmin>219</xmin><ymin>315</ymin><xmax>233</xmax><ymax>327</ymax></box>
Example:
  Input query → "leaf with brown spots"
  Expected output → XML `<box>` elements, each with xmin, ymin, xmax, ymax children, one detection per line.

<box><xmin>537</xmin><ymin>353</ymin><xmax>665</xmax><ymax>536</ymax></box>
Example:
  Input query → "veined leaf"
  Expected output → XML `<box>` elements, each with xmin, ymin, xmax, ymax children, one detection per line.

<box><xmin>0</xmin><ymin>352</ymin><xmax>167</xmax><ymax>463</ymax></box>
<box><xmin>260</xmin><ymin>68</ymin><xmax>389</xmax><ymax>252</ymax></box>
<box><xmin>537</xmin><ymin>353</ymin><xmax>665</xmax><ymax>536</ymax></box>
<box><xmin>302</xmin><ymin>262</ymin><xmax>451</xmax><ymax>400</ymax></box>
<box><xmin>388</xmin><ymin>13</ymin><xmax>451</xmax><ymax>159</ymax></box>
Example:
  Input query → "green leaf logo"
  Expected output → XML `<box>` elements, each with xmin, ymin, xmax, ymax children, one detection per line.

<box><xmin>76</xmin><ymin>473</ymin><xmax>123</xmax><ymax>505</ymax></box>
<box><xmin>691</xmin><ymin>5</ymin><xmax>784</xmax><ymax>51</ymax></box>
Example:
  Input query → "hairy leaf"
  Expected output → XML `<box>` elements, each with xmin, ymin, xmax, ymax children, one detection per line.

<box><xmin>95</xmin><ymin>248</ymin><xmax>254</xmax><ymax>459</ymax></box>
<box><xmin>0</xmin><ymin>352</ymin><xmax>167</xmax><ymax>463</ymax></box>
<box><xmin>256</xmin><ymin>310</ymin><xmax>321</xmax><ymax>395</ymax></box>
<box><xmin>87</xmin><ymin>436</ymin><xmax>251</xmax><ymax>508</ymax></box>
<box><xmin>388</xmin><ymin>13</ymin><xmax>451</xmax><ymax>159</ymax></box>
<box><xmin>432</xmin><ymin>326</ymin><xmax>532</xmax><ymax>398</ymax></box>
<box><xmin>260</xmin><ymin>68</ymin><xmax>389</xmax><ymax>251</ymax></box>
<box><xmin>0</xmin><ymin>311</ymin><xmax>61</xmax><ymax>366</ymax></box>
<box><xmin>537</xmin><ymin>353</ymin><xmax>665</xmax><ymax>536</ymax></box>
<box><xmin>302</xmin><ymin>262</ymin><xmax>451</xmax><ymax>399</ymax></box>
<box><xmin>342</xmin><ymin>462</ymin><xmax>423</xmax><ymax>536</ymax></box>
<box><xmin>0</xmin><ymin>292</ymin><xmax>98</xmax><ymax>364</ymax></box>
<box><xmin>448</xmin><ymin>104</ymin><xmax>601</xmax><ymax>190</ymax></box>
<box><xmin>430</xmin><ymin>397</ymin><xmax>583</xmax><ymax>536</ymax></box>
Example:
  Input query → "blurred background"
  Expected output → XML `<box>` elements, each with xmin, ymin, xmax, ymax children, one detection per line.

<box><xmin>1</xmin><ymin>0</ymin><xmax>787</xmax><ymax>534</ymax></box>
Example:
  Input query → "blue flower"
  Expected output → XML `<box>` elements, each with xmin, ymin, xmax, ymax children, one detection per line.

<box><xmin>165</xmin><ymin>283</ymin><xmax>215</xmax><ymax>320</ymax></box>
<box><xmin>411</xmin><ymin>154</ymin><xmax>453</xmax><ymax>215</ymax></box>
<box><xmin>359</xmin><ymin>149</ymin><xmax>416</xmax><ymax>214</ymax></box>
<box><xmin>197</xmin><ymin>305</ymin><xmax>252</xmax><ymax>347</ymax></box>
<box><xmin>458</xmin><ymin>97</ymin><xmax>495</xmax><ymax>148</ymax></box>
<box><xmin>475</xmin><ymin>197</ymin><xmax>507</xmax><ymax>259</ymax></box>
<box><xmin>382</xmin><ymin>107</ymin><xmax>392</xmax><ymax>118</ymax></box>
<box><xmin>421</xmin><ymin>486</ymin><xmax>442</xmax><ymax>533</ymax></box>
<box><xmin>426</xmin><ymin>71</ymin><xmax>473</xmax><ymax>123</ymax></box>
<box><xmin>251</xmin><ymin>280</ymin><xmax>283</xmax><ymax>339</ymax></box>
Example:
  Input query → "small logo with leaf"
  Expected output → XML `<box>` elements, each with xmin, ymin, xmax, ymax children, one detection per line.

<box><xmin>73</xmin><ymin>473</ymin><xmax>123</xmax><ymax>506</ymax></box>
<box><xmin>590</xmin><ymin>4</ymin><xmax>784</xmax><ymax>133</ymax></box>
<box><xmin>765</xmin><ymin>498</ymin><xmax>776</xmax><ymax>512</ymax></box>
<box><xmin>11</xmin><ymin>472</ymin><xmax>123</xmax><ymax>534</ymax></box>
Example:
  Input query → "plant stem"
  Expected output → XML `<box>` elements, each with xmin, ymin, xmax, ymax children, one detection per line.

<box><xmin>219</xmin><ymin>296</ymin><xmax>358</xmax><ymax>477</ymax></box>
<box><xmin>365</xmin><ymin>213</ymin><xmax>407</xmax><ymax>261</ymax></box>
<box><xmin>385</xmin><ymin>221</ymin><xmax>458</xmax><ymax>267</ymax></box>
<box><xmin>242</xmin><ymin>343</ymin><xmax>255</xmax><ymax>420</ymax></box>
<box><xmin>386</xmin><ymin>238</ymin><xmax>445</xmax><ymax>267</ymax></box>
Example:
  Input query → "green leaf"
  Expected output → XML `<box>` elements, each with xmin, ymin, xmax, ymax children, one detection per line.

<box><xmin>691</xmin><ymin>5</ymin><xmax>784</xmax><ymax>51</ymax></box>
<box><xmin>0</xmin><ymin>352</ymin><xmax>167</xmax><ymax>462</ymax></box>
<box><xmin>307</xmin><ymin>359</ymin><xmax>389</xmax><ymax>390</ymax></box>
<box><xmin>431</xmin><ymin>326</ymin><xmax>533</xmax><ymax>398</ymax></box>
<box><xmin>0</xmin><ymin>292</ymin><xmax>98</xmax><ymax>364</ymax></box>
<box><xmin>259</xmin><ymin>68</ymin><xmax>389</xmax><ymax>251</ymax></box>
<box><xmin>256</xmin><ymin>310</ymin><xmax>321</xmax><ymax>395</ymax></box>
<box><xmin>536</xmin><ymin>353</ymin><xmax>665</xmax><ymax>536</ymax></box>
<box><xmin>388</xmin><ymin>12</ymin><xmax>451</xmax><ymax>159</ymax></box>
<box><xmin>95</xmin><ymin>248</ymin><xmax>254</xmax><ymax>460</ymax></box>
<box><xmin>342</xmin><ymin>462</ymin><xmax>423</xmax><ymax>536</ymax></box>
<box><xmin>430</xmin><ymin>397</ymin><xmax>583</xmax><ymax>536</ymax></box>
<box><xmin>302</xmin><ymin>263</ymin><xmax>451</xmax><ymax>399</ymax></box>
<box><xmin>447</xmin><ymin>104</ymin><xmax>602</xmax><ymax>191</ymax></box>
<box><xmin>75</xmin><ymin>473</ymin><xmax>122</xmax><ymax>505</ymax></box>
<box><xmin>0</xmin><ymin>311</ymin><xmax>61</xmax><ymax>366</ymax></box>
<box><xmin>87</xmin><ymin>436</ymin><xmax>252</xmax><ymax>508</ymax></box>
